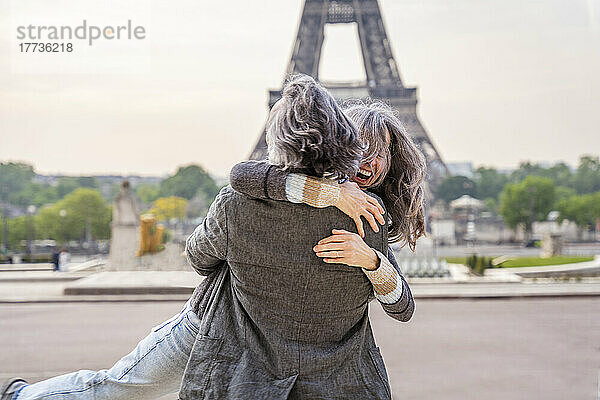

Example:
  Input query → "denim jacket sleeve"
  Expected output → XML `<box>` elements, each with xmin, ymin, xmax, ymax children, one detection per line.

<box><xmin>185</xmin><ymin>187</ymin><xmax>229</xmax><ymax>276</ymax></box>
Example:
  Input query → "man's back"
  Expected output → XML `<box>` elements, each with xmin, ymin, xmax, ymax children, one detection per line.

<box><xmin>181</xmin><ymin>186</ymin><xmax>391</xmax><ymax>400</ymax></box>
<box><xmin>227</xmin><ymin>186</ymin><xmax>386</xmax><ymax>343</ymax></box>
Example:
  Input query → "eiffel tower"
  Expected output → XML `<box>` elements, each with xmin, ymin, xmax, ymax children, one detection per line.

<box><xmin>249</xmin><ymin>0</ymin><xmax>448</xmax><ymax>187</ymax></box>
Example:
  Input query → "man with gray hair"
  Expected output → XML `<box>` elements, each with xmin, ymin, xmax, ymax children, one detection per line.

<box><xmin>180</xmin><ymin>74</ymin><xmax>393</xmax><ymax>399</ymax></box>
<box><xmin>264</xmin><ymin>75</ymin><xmax>363</xmax><ymax>180</ymax></box>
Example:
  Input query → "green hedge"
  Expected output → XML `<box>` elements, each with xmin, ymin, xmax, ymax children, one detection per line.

<box><xmin>443</xmin><ymin>255</ymin><xmax>594</xmax><ymax>269</ymax></box>
<box><xmin>500</xmin><ymin>256</ymin><xmax>593</xmax><ymax>268</ymax></box>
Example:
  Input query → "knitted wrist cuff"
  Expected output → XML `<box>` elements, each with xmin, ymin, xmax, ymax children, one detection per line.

<box><xmin>363</xmin><ymin>250</ymin><xmax>403</xmax><ymax>304</ymax></box>
<box><xmin>286</xmin><ymin>174</ymin><xmax>340</xmax><ymax>208</ymax></box>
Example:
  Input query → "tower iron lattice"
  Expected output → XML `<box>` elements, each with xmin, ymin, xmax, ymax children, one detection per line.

<box><xmin>249</xmin><ymin>0</ymin><xmax>448</xmax><ymax>188</ymax></box>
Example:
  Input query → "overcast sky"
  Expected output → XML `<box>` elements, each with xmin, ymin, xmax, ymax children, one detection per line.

<box><xmin>1</xmin><ymin>0</ymin><xmax>599</xmax><ymax>178</ymax></box>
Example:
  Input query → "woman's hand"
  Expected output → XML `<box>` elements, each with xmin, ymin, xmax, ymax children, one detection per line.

<box><xmin>313</xmin><ymin>229</ymin><xmax>380</xmax><ymax>270</ymax></box>
<box><xmin>336</xmin><ymin>181</ymin><xmax>385</xmax><ymax>237</ymax></box>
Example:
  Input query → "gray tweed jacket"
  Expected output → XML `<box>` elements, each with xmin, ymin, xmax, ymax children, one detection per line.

<box><xmin>228</xmin><ymin>160</ymin><xmax>415</xmax><ymax>322</ymax></box>
<box><xmin>181</xmin><ymin>185</ymin><xmax>393</xmax><ymax>399</ymax></box>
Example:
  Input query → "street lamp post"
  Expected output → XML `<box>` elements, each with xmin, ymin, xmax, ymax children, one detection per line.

<box><xmin>85</xmin><ymin>217</ymin><xmax>91</xmax><ymax>256</ymax></box>
<box><xmin>26</xmin><ymin>204</ymin><xmax>37</xmax><ymax>259</ymax></box>
<box><xmin>2</xmin><ymin>205</ymin><xmax>8</xmax><ymax>254</ymax></box>
<box><xmin>59</xmin><ymin>209</ymin><xmax>67</xmax><ymax>246</ymax></box>
<box><xmin>1</xmin><ymin>184</ymin><xmax>8</xmax><ymax>254</ymax></box>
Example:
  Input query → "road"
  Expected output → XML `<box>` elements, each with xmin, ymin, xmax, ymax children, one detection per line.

<box><xmin>1</xmin><ymin>298</ymin><xmax>599</xmax><ymax>399</ymax></box>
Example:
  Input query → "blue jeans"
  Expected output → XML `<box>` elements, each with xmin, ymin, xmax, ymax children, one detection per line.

<box><xmin>14</xmin><ymin>300</ymin><xmax>200</xmax><ymax>399</ymax></box>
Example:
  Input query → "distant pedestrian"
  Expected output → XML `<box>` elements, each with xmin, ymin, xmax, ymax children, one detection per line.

<box><xmin>51</xmin><ymin>248</ymin><xmax>60</xmax><ymax>271</ymax></box>
<box><xmin>58</xmin><ymin>248</ymin><xmax>70</xmax><ymax>272</ymax></box>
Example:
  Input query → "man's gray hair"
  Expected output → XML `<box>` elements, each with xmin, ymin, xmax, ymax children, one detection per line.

<box><xmin>266</xmin><ymin>75</ymin><xmax>364</xmax><ymax>180</ymax></box>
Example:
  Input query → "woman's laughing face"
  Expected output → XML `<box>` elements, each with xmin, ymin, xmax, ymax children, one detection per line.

<box><xmin>352</xmin><ymin>129</ymin><xmax>391</xmax><ymax>189</ymax></box>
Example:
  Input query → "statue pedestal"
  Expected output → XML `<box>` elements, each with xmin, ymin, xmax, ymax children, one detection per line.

<box><xmin>107</xmin><ymin>225</ymin><xmax>140</xmax><ymax>270</ymax></box>
<box><xmin>107</xmin><ymin>238</ymin><xmax>188</xmax><ymax>271</ymax></box>
<box><xmin>541</xmin><ymin>233</ymin><xmax>563</xmax><ymax>258</ymax></box>
<box><xmin>107</xmin><ymin>180</ymin><xmax>141</xmax><ymax>271</ymax></box>
<box><xmin>138</xmin><ymin>242</ymin><xmax>188</xmax><ymax>270</ymax></box>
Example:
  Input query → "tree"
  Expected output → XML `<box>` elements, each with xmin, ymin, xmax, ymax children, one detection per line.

<box><xmin>554</xmin><ymin>186</ymin><xmax>576</xmax><ymax>204</ymax></box>
<box><xmin>61</xmin><ymin>188</ymin><xmax>111</xmax><ymax>240</ymax></box>
<box><xmin>0</xmin><ymin>162</ymin><xmax>35</xmax><ymax>202</ymax></box>
<box><xmin>556</xmin><ymin>191</ymin><xmax>600</xmax><ymax>232</ymax></box>
<box><xmin>0</xmin><ymin>166</ymin><xmax>103</xmax><ymax>208</ymax></box>
<box><xmin>7</xmin><ymin>182</ymin><xmax>59</xmax><ymax>207</ymax></box>
<box><xmin>159</xmin><ymin>165</ymin><xmax>219</xmax><ymax>201</ymax></box>
<box><xmin>484</xmin><ymin>197</ymin><xmax>498</xmax><ymax>214</ymax></box>
<box><xmin>545</xmin><ymin>162</ymin><xmax>573</xmax><ymax>188</ymax></box>
<box><xmin>509</xmin><ymin>162</ymin><xmax>548</xmax><ymax>183</ymax></box>
<box><xmin>499</xmin><ymin>176</ymin><xmax>556</xmax><ymax>241</ymax></box>
<box><xmin>7</xmin><ymin>216</ymin><xmax>29</xmax><ymax>250</ymax></box>
<box><xmin>56</xmin><ymin>177</ymin><xmax>82</xmax><ymax>198</ymax></box>
<box><xmin>36</xmin><ymin>188</ymin><xmax>111</xmax><ymax>242</ymax></box>
<box><xmin>508</xmin><ymin>161</ymin><xmax>574</xmax><ymax>187</ymax></box>
<box><xmin>36</xmin><ymin>205</ymin><xmax>64</xmax><ymax>243</ymax></box>
<box><xmin>75</xmin><ymin>176</ymin><xmax>99</xmax><ymax>189</ymax></box>
<box><xmin>136</xmin><ymin>184</ymin><xmax>161</xmax><ymax>204</ymax></box>
<box><xmin>473</xmin><ymin>167</ymin><xmax>508</xmax><ymax>200</ymax></box>
<box><xmin>435</xmin><ymin>175</ymin><xmax>476</xmax><ymax>204</ymax></box>
<box><xmin>147</xmin><ymin>196</ymin><xmax>188</xmax><ymax>221</ymax></box>
<box><xmin>573</xmin><ymin>155</ymin><xmax>600</xmax><ymax>194</ymax></box>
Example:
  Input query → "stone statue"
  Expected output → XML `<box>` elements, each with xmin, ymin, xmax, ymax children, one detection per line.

<box><xmin>107</xmin><ymin>180</ymin><xmax>187</xmax><ymax>271</ymax></box>
<box><xmin>107</xmin><ymin>181</ymin><xmax>140</xmax><ymax>270</ymax></box>
<box><xmin>112</xmin><ymin>181</ymin><xmax>139</xmax><ymax>226</ymax></box>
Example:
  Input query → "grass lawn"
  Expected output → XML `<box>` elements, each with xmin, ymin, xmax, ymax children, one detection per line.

<box><xmin>443</xmin><ymin>256</ymin><xmax>594</xmax><ymax>268</ymax></box>
<box><xmin>443</xmin><ymin>257</ymin><xmax>471</xmax><ymax>265</ymax></box>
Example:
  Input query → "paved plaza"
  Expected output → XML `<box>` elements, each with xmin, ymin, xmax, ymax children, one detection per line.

<box><xmin>1</xmin><ymin>298</ymin><xmax>598</xmax><ymax>399</ymax></box>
